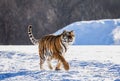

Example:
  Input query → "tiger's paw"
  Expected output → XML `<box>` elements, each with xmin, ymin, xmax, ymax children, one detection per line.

<box><xmin>55</xmin><ymin>67</ymin><xmax>61</xmax><ymax>71</ymax></box>
<box><xmin>49</xmin><ymin>66</ymin><xmax>53</xmax><ymax>70</ymax></box>
<box><xmin>64</xmin><ymin>62</ymin><xmax>69</xmax><ymax>71</ymax></box>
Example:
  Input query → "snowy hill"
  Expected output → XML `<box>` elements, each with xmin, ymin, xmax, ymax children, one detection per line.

<box><xmin>55</xmin><ymin>19</ymin><xmax>120</xmax><ymax>45</ymax></box>
<box><xmin>0</xmin><ymin>45</ymin><xmax>120</xmax><ymax>81</ymax></box>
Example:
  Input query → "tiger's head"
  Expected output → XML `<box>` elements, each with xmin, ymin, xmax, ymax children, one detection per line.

<box><xmin>61</xmin><ymin>30</ymin><xmax>75</xmax><ymax>45</ymax></box>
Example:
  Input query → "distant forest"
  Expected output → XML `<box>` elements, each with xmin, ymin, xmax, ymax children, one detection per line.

<box><xmin>0</xmin><ymin>0</ymin><xmax>120</xmax><ymax>45</ymax></box>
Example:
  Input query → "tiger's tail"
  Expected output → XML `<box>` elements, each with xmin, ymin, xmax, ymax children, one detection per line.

<box><xmin>58</xmin><ymin>54</ymin><xmax>69</xmax><ymax>70</ymax></box>
<box><xmin>28</xmin><ymin>25</ymin><xmax>38</xmax><ymax>45</ymax></box>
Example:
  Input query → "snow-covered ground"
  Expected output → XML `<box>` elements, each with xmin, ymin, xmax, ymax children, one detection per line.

<box><xmin>0</xmin><ymin>45</ymin><xmax>120</xmax><ymax>81</ymax></box>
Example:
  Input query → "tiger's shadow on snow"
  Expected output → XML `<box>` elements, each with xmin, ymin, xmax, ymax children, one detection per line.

<box><xmin>0</xmin><ymin>71</ymin><xmax>29</xmax><ymax>80</ymax></box>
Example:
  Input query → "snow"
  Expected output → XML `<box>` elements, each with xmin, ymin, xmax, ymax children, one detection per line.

<box><xmin>55</xmin><ymin>19</ymin><xmax>120</xmax><ymax>45</ymax></box>
<box><xmin>112</xmin><ymin>26</ymin><xmax>120</xmax><ymax>44</ymax></box>
<box><xmin>0</xmin><ymin>45</ymin><xmax>120</xmax><ymax>81</ymax></box>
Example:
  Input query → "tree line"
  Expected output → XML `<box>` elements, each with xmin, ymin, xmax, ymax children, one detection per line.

<box><xmin>0</xmin><ymin>0</ymin><xmax>120</xmax><ymax>45</ymax></box>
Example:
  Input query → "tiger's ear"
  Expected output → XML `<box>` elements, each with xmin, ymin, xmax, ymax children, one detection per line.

<box><xmin>71</xmin><ymin>30</ymin><xmax>74</xmax><ymax>32</ymax></box>
<box><xmin>70</xmin><ymin>30</ymin><xmax>75</xmax><ymax>36</ymax></box>
<box><xmin>63</xmin><ymin>30</ymin><xmax>67</xmax><ymax>34</ymax></box>
<box><xmin>70</xmin><ymin>30</ymin><xmax>74</xmax><ymax>34</ymax></box>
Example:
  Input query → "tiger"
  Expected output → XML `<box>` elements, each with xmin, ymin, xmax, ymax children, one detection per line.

<box><xmin>28</xmin><ymin>25</ymin><xmax>75</xmax><ymax>70</ymax></box>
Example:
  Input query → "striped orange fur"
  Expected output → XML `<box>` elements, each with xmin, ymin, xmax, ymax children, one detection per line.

<box><xmin>28</xmin><ymin>25</ymin><xmax>75</xmax><ymax>70</ymax></box>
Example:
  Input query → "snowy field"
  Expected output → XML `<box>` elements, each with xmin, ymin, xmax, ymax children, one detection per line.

<box><xmin>0</xmin><ymin>45</ymin><xmax>120</xmax><ymax>81</ymax></box>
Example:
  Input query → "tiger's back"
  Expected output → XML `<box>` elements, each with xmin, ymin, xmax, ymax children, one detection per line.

<box><xmin>39</xmin><ymin>35</ymin><xmax>66</xmax><ymax>59</ymax></box>
<box><xmin>40</xmin><ymin>35</ymin><xmax>62</xmax><ymax>52</ymax></box>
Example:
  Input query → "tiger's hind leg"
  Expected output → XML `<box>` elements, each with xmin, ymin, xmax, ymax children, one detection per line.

<box><xmin>47</xmin><ymin>57</ymin><xmax>53</xmax><ymax>70</ymax></box>
<box><xmin>40</xmin><ymin>59</ymin><xmax>45</xmax><ymax>70</ymax></box>
<box><xmin>55</xmin><ymin>60</ymin><xmax>62</xmax><ymax>70</ymax></box>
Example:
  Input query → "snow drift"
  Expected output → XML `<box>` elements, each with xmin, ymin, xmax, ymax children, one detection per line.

<box><xmin>55</xmin><ymin>19</ymin><xmax>120</xmax><ymax>45</ymax></box>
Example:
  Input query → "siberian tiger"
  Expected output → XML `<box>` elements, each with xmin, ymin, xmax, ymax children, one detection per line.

<box><xmin>28</xmin><ymin>25</ymin><xmax>75</xmax><ymax>70</ymax></box>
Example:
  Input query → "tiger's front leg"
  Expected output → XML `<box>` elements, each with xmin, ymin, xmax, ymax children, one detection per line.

<box><xmin>47</xmin><ymin>57</ymin><xmax>53</xmax><ymax>70</ymax></box>
<box><xmin>55</xmin><ymin>60</ymin><xmax>62</xmax><ymax>70</ymax></box>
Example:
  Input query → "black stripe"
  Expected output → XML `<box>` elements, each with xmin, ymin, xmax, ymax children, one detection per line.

<box><xmin>42</xmin><ymin>42</ymin><xmax>45</xmax><ymax>55</ymax></box>
<box><xmin>28</xmin><ymin>29</ymin><xmax>31</xmax><ymax>32</ymax></box>
<box><xmin>49</xmin><ymin>36</ymin><xmax>55</xmax><ymax>42</ymax></box>
<box><xmin>32</xmin><ymin>39</ymin><xmax>34</xmax><ymax>41</ymax></box>
<box><xmin>48</xmin><ymin>36</ymin><xmax>55</xmax><ymax>55</ymax></box>
<box><xmin>40</xmin><ymin>54</ymin><xmax>45</xmax><ymax>61</ymax></box>
<box><xmin>29</xmin><ymin>35</ymin><xmax>32</xmax><ymax>38</ymax></box>
<box><xmin>54</xmin><ymin>36</ymin><xmax>61</xmax><ymax>54</ymax></box>
<box><xmin>28</xmin><ymin>32</ymin><xmax>31</xmax><ymax>34</ymax></box>
<box><xmin>61</xmin><ymin>39</ymin><xmax>67</xmax><ymax>52</ymax></box>
<box><xmin>46</xmin><ymin>36</ymin><xmax>52</xmax><ymax>42</ymax></box>
<box><xmin>28</xmin><ymin>26</ymin><xmax>32</xmax><ymax>32</ymax></box>
<box><xmin>40</xmin><ymin>54</ymin><xmax>43</xmax><ymax>59</ymax></box>
<box><xmin>43</xmin><ymin>36</ymin><xmax>51</xmax><ymax>55</ymax></box>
